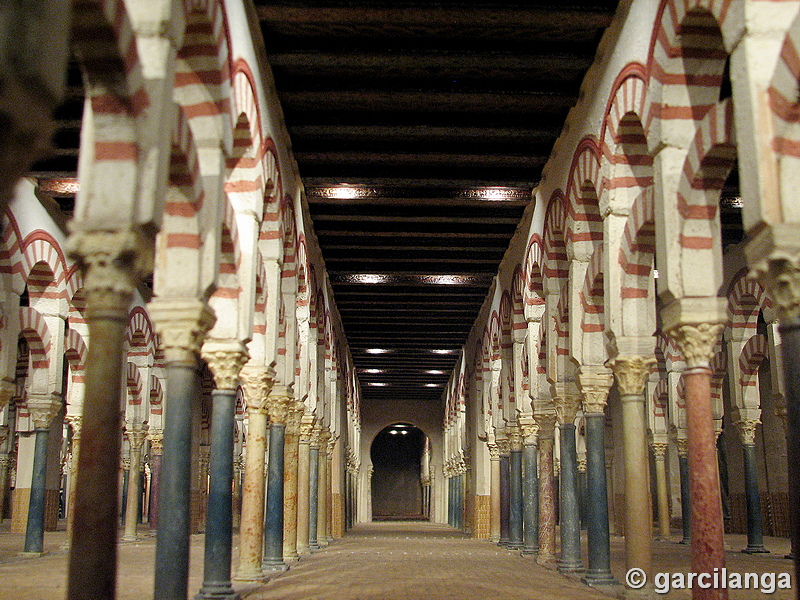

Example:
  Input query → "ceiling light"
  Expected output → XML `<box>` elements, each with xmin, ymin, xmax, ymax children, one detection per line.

<box><xmin>425</xmin><ymin>383</ymin><xmax>442</xmax><ymax>388</ymax></box>
<box><xmin>349</xmin><ymin>273</ymin><xmax>390</xmax><ymax>284</ymax></box>
<box><xmin>368</xmin><ymin>382</ymin><xmax>388</xmax><ymax>387</ymax></box>
<box><xmin>425</xmin><ymin>370</ymin><xmax>445</xmax><ymax>375</ymax></box>
<box><xmin>362</xmin><ymin>368</ymin><xmax>384</xmax><ymax>374</ymax></box>
<box><xmin>430</xmin><ymin>349</ymin><xmax>457</xmax><ymax>355</ymax></box>
<box><xmin>326</xmin><ymin>186</ymin><xmax>361</xmax><ymax>199</ymax></box>
<box><xmin>365</xmin><ymin>348</ymin><xmax>391</xmax><ymax>354</ymax></box>
<box><xmin>389</xmin><ymin>429</ymin><xmax>398</xmax><ymax>435</ymax></box>
<box><xmin>400</xmin><ymin>430</ymin><xmax>408</xmax><ymax>435</ymax></box>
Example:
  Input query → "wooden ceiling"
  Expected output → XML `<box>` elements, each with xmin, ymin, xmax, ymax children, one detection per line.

<box><xmin>257</xmin><ymin>1</ymin><xmax>619</xmax><ymax>402</ymax></box>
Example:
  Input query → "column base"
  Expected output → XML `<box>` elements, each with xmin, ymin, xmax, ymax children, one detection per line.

<box><xmin>678</xmin><ymin>537</ymin><xmax>690</xmax><ymax>545</ymax></box>
<box><xmin>283</xmin><ymin>553</ymin><xmax>300</xmax><ymax>563</ymax></box>
<box><xmin>520</xmin><ymin>546</ymin><xmax>538</xmax><ymax>556</ymax></box>
<box><xmin>232</xmin><ymin>569</ymin><xmax>266</xmax><ymax>583</ymax></box>
<box><xmin>582</xmin><ymin>570</ymin><xmax>618</xmax><ymax>586</ymax></box>
<box><xmin>261</xmin><ymin>561</ymin><xmax>288</xmax><ymax>574</ymax></box>
<box><xmin>742</xmin><ymin>545</ymin><xmax>769</xmax><ymax>554</ymax></box>
<box><xmin>506</xmin><ymin>541</ymin><xmax>523</xmax><ymax>550</ymax></box>
<box><xmin>17</xmin><ymin>551</ymin><xmax>47</xmax><ymax>558</ymax></box>
<box><xmin>557</xmin><ymin>560</ymin><xmax>584</xmax><ymax>573</ymax></box>
<box><xmin>497</xmin><ymin>537</ymin><xmax>510</xmax><ymax>547</ymax></box>
<box><xmin>195</xmin><ymin>583</ymin><xmax>240</xmax><ymax>600</ymax></box>
<box><xmin>121</xmin><ymin>535</ymin><xmax>138</xmax><ymax>542</ymax></box>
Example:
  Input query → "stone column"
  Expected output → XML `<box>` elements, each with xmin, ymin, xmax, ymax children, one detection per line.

<box><xmin>497</xmin><ymin>436</ymin><xmax>510</xmax><ymax>547</ymax></box>
<box><xmin>554</xmin><ymin>393</ymin><xmax>582</xmax><ymax>573</ymax></box>
<box><xmin>150</xmin><ymin>300</ymin><xmax>216</xmax><ymax>600</ymax></box>
<box><xmin>148</xmin><ymin>430</ymin><xmax>163</xmax><ymax>533</ymax></box>
<box><xmin>507</xmin><ymin>424</ymin><xmax>523</xmax><ymax>549</ymax></box>
<box><xmin>282</xmin><ymin>401</ymin><xmax>304</xmax><ymax>562</ymax></box>
<box><xmin>735</xmin><ymin>419</ymin><xmax>768</xmax><ymax>554</ymax></box>
<box><xmin>308</xmin><ymin>429</ymin><xmax>320</xmax><ymax>550</ymax></box>
<box><xmin>537</xmin><ymin>414</ymin><xmax>557</xmax><ymax>564</ymax></box>
<box><xmin>488</xmin><ymin>442</ymin><xmax>501</xmax><ymax>543</ymax></box>
<box><xmin>675</xmin><ymin>435</ymin><xmax>691</xmax><ymax>545</ymax></box>
<box><xmin>262</xmin><ymin>384</ymin><xmax>293</xmax><ymax>574</ymax></box>
<box><xmin>64</xmin><ymin>415</ymin><xmax>81</xmax><ymax>540</ymax></box>
<box><xmin>296</xmin><ymin>415</ymin><xmax>314</xmax><ymax>555</ymax></box>
<box><xmin>326</xmin><ymin>436</ymin><xmax>336</xmax><ymax>542</ymax></box>
<box><xmin>66</xmin><ymin>228</ymin><xmax>151</xmax><ymax>600</ymax></box>
<box><xmin>608</xmin><ymin>355</ymin><xmax>655</xmax><ymax>592</ymax></box>
<box><xmin>578</xmin><ymin>369</ymin><xmax>615</xmax><ymax>585</ymax></box>
<box><xmin>234</xmin><ymin>365</ymin><xmax>274</xmax><ymax>581</ymax></box>
<box><xmin>520</xmin><ymin>419</ymin><xmax>539</xmax><ymax>556</ymax></box>
<box><xmin>651</xmin><ymin>441</ymin><xmax>672</xmax><ymax>541</ymax></box>
<box><xmin>667</xmin><ymin>322</ymin><xmax>727</xmax><ymax>600</ymax></box>
<box><xmin>196</xmin><ymin>340</ymin><xmax>248</xmax><ymax>600</ymax></box>
<box><xmin>122</xmin><ymin>423</ymin><xmax>148</xmax><ymax>541</ymax></box>
<box><xmin>23</xmin><ymin>394</ymin><xmax>61</xmax><ymax>555</ymax></box>
<box><xmin>317</xmin><ymin>429</ymin><xmax>330</xmax><ymax>547</ymax></box>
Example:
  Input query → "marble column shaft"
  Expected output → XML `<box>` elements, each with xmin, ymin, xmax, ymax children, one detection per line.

<box><xmin>499</xmin><ymin>451</ymin><xmax>510</xmax><ymax>546</ymax></box>
<box><xmin>557</xmin><ymin>423</ymin><xmax>582</xmax><ymax>572</ymax></box>
<box><xmin>537</xmin><ymin>427</ymin><xmax>557</xmax><ymax>564</ymax></box>
<box><xmin>508</xmin><ymin>425</ymin><xmax>523</xmax><ymax>549</ymax></box>
<box><xmin>677</xmin><ymin>441</ymin><xmax>691</xmax><ymax>545</ymax></box>
<box><xmin>741</xmin><ymin>442</ymin><xmax>767</xmax><ymax>553</ymax></box>
<box><xmin>308</xmin><ymin>445</ymin><xmax>320</xmax><ymax>549</ymax></box>
<box><xmin>123</xmin><ymin>426</ymin><xmax>147</xmax><ymax>542</ymax></box>
<box><xmin>262</xmin><ymin>385</ymin><xmax>293</xmax><ymax>572</ymax></box>
<box><xmin>23</xmin><ymin>427</ymin><xmax>50</xmax><ymax>554</ymax></box>
<box><xmin>316</xmin><ymin>437</ymin><xmax>329</xmax><ymax>547</ymax></box>
<box><xmin>296</xmin><ymin>419</ymin><xmax>313</xmax><ymax>554</ymax></box>
<box><xmin>521</xmin><ymin>441</ymin><xmax>539</xmax><ymax>555</ymax></box>
<box><xmin>235</xmin><ymin>366</ymin><xmax>273</xmax><ymax>581</ymax></box>
<box><xmin>488</xmin><ymin>444</ymin><xmax>501</xmax><ymax>542</ymax></box>
<box><xmin>282</xmin><ymin>403</ymin><xmax>303</xmax><ymax>561</ymax></box>
<box><xmin>652</xmin><ymin>443</ymin><xmax>672</xmax><ymax>540</ymax></box>
<box><xmin>149</xmin><ymin>433</ymin><xmax>163</xmax><ymax>533</ymax></box>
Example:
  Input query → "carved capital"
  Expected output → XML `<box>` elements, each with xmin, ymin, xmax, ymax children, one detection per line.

<box><xmin>651</xmin><ymin>442</ymin><xmax>668</xmax><ymax>459</ymax></box>
<box><xmin>553</xmin><ymin>394</ymin><xmax>581</xmax><ymax>425</ymax></box>
<box><xmin>239</xmin><ymin>365</ymin><xmax>276</xmax><ymax>415</ymax></box>
<box><xmin>201</xmin><ymin>340</ymin><xmax>249</xmax><ymax>391</ymax></box>
<box><xmin>149</xmin><ymin>299</ymin><xmax>216</xmax><ymax>363</ymax></box>
<box><xmin>300</xmin><ymin>414</ymin><xmax>317</xmax><ymax>442</ymax></box>
<box><xmin>487</xmin><ymin>442</ymin><xmax>500</xmax><ymax>460</ymax></box>
<box><xmin>577</xmin><ymin>456</ymin><xmax>587</xmax><ymax>473</ymax></box>
<box><xmin>750</xmin><ymin>255</ymin><xmax>800</xmax><ymax>322</ymax></box>
<box><xmin>578</xmin><ymin>368</ymin><xmax>613</xmax><ymax>414</ymax></box>
<box><xmin>518</xmin><ymin>417</ymin><xmax>540</xmax><ymax>445</ymax></box>
<box><xmin>607</xmin><ymin>355</ymin><xmax>655</xmax><ymax>396</ymax></box>
<box><xmin>666</xmin><ymin>323</ymin><xmax>724</xmax><ymax>369</ymax></box>
<box><xmin>265</xmin><ymin>384</ymin><xmax>294</xmax><ymax>425</ymax></box>
<box><xmin>148</xmin><ymin>430</ymin><xmax>164</xmax><ymax>454</ymax></box>
<box><xmin>507</xmin><ymin>424</ymin><xmax>523</xmax><ymax>451</ymax></box>
<box><xmin>125</xmin><ymin>422</ymin><xmax>149</xmax><ymax>450</ymax></box>
<box><xmin>535</xmin><ymin>413</ymin><xmax>557</xmax><ymax>439</ymax></box>
<box><xmin>64</xmin><ymin>414</ymin><xmax>82</xmax><ymax>439</ymax></box>
<box><xmin>495</xmin><ymin>437</ymin><xmax>510</xmax><ymax>455</ymax></box>
<box><xmin>26</xmin><ymin>393</ymin><xmax>61</xmax><ymax>429</ymax></box>
<box><xmin>673</xmin><ymin>436</ymin><xmax>688</xmax><ymax>457</ymax></box>
<box><xmin>67</xmin><ymin>228</ymin><xmax>153</xmax><ymax>320</ymax></box>
<box><xmin>285</xmin><ymin>400</ymin><xmax>305</xmax><ymax>436</ymax></box>
<box><xmin>735</xmin><ymin>418</ymin><xmax>760</xmax><ymax>446</ymax></box>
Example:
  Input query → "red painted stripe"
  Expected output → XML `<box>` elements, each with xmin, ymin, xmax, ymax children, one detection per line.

<box><xmin>166</xmin><ymin>233</ymin><xmax>201</xmax><ymax>249</ymax></box>
<box><xmin>95</xmin><ymin>141</ymin><xmax>138</xmax><ymax>160</ymax></box>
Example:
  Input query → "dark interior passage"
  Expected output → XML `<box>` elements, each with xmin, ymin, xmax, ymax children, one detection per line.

<box><xmin>370</xmin><ymin>424</ymin><xmax>426</xmax><ymax>519</ymax></box>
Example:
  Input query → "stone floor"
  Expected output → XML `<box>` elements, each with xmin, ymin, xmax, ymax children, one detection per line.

<box><xmin>0</xmin><ymin>521</ymin><xmax>793</xmax><ymax>599</ymax></box>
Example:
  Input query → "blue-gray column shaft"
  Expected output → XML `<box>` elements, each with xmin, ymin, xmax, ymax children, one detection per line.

<box><xmin>779</xmin><ymin>320</ymin><xmax>800</xmax><ymax>586</ymax></box>
<box><xmin>23</xmin><ymin>428</ymin><xmax>49</xmax><ymax>553</ymax></box>
<box><xmin>309</xmin><ymin>447</ymin><xmax>319</xmax><ymax>549</ymax></box>
<box><xmin>262</xmin><ymin>424</ymin><xmax>286</xmax><ymax>569</ymax></box>
<box><xmin>509</xmin><ymin>449</ymin><xmax>523</xmax><ymax>548</ymax></box>
<box><xmin>457</xmin><ymin>474</ymin><xmax>463</xmax><ymax>529</ymax></box>
<box><xmin>155</xmin><ymin>363</ymin><xmax>199</xmax><ymax>600</ymax></box>
<box><xmin>196</xmin><ymin>389</ymin><xmax>239</xmax><ymax>599</ymax></box>
<box><xmin>447</xmin><ymin>478</ymin><xmax>453</xmax><ymax>526</ymax></box>
<box><xmin>679</xmin><ymin>453</ymin><xmax>690</xmax><ymax>544</ymax></box>
<box><xmin>522</xmin><ymin>443</ymin><xmax>539</xmax><ymax>555</ymax></box>
<box><xmin>582</xmin><ymin>414</ymin><xmax>614</xmax><ymax>583</ymax></box>
<box><xmin>499</xmin><ymin>454</ymin><xmax>510</xmax><ymax>546</ymax></box>
<box><xmin>558</xmin><ymin>423</ymin><xmax>583</xmax><ymax>572</ymax></box>
<box><xmin>742</xmin><ymin>444</ymin><xmax>767</xmax><ymax>553</ymax></box>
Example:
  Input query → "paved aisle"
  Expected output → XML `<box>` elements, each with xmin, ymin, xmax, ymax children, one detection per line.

<box><xmin>247</xmin><ymin>522</ymin><xmax>608</xmax><ymax>600</ymax></box>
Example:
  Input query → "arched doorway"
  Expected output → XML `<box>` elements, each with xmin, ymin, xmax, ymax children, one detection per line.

<box><xmin>370</xmin><ymin>423</ymin><xmax>429</xmax><ymax>520</ymax></box>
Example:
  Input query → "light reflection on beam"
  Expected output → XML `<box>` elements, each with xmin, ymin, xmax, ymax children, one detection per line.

<box><xmin>334</xmin><ymin>273</ymin><xmax>492</xmax><ymax>286</ymax></box>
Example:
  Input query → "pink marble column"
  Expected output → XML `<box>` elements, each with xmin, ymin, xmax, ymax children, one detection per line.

<box><xmin>669</xmin><ymin>321</ymin><xmax>727</xmax><ymax>600</ymax></box>
<box><xmin>488</xmin><ymin>442</ymin><xmax>501</xmax><ymax>543</ymax></box>
<box><xmin>537</xmin><ymin>415</ymin><xmax>557</xmax><ymax>564</ymax></box>
<box><xmin>282</xmin><ymin>401</ymin><xmax>304</xmax><ymax>561</ymax></box>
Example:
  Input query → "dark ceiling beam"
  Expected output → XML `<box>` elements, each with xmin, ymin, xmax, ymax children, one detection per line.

<box><xmin>269</xmin><ymin>51</ymin><xmax>593</xmax><ymax>74</ymax></box>
<box><xmin>257</xmin><ymin>6</ymin><xmax>615</xmax><ymax>30</ymax></box>
<box><xmin>323</xmin><ymin>244</ymin><xmax>506</xmax><ymax>252</ymax></box>
<box><xmin>317</xmin><ymin>230</ymin><xmax>512</xmax><ymax>238</ymax></box>
<box><xmin>293</xmin><ymin>124</ymin><xmax>559</xmax><ymax>144</ymax></box>
<box><xmin>313</xmin><ymin>214</ymin><xmax>520</xmax><ymax>225</ymax></box>
<box><xmin>294</xmin><ymin>151</ymin><xmax>545</xmax><ymax>169</ymax></box>
<box><xmin>282</xmin><ymin>90</ymin><xmax>575</xmax><ymax>114</ymax></box>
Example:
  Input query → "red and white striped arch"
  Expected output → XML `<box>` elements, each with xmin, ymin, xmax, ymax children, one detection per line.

<box><xmin>150</xmin><ymin>376</ymin><xmax>164</xmax><ymax>416</ymax></box>
<box><xmin>565</xmin><ymin>138</ymin><xmax>603</xmax><ymax>258</ymax></box>
<box><xmin>510</xmin><ymin>266</ymin><xmax>526</xmax><ymax>334</ymax></box>
<box><xmin>523</xmin><ymin>235</ymin><xmax>545</xmax><ymax>312</ymax></box>
<box><xmin>619</xmin><ymin>188</ymin><xmax>656</xmax><ymax>301</ymax></box>
<box><xmin>727</xmin><ymin>268</ymin><xmax>772</xmax><ymax>338</ymax></box>
<box><xmin>19</xmin><ymin>307</ymin><xmax>51</xmax><ymax>372</ymax></box>
<box><xmin>543</xmin><ymin>190</ymin><xmax>568</xmax><ymax>289</ymax></box>
<box><xmin>127</xmin><ymin>306</ymin><xmax>156</xmax><ymax>358</ymax></box>
<box><xmin>21</xmin><ymin>231</ymin><xmax>69</xmax><ymax>311</ymax></box>
<box><xmin>174</xmin><ymin>0</ymin><xmax>233</xmax><ymax>149</ymax></box>
<box><xmin>125</xmin><ymin>361</ymin><xmax>143</xmax><ymax>406</ymax></box>
<box><xmin>673</xmin><ymin>99</ymin><xmax>736</xmax><ymax>298</ymax></box>
<box><xmin>0</xmin><ymin>213</ymin><xmax>24</xmax><ymax>295</ymax></box>
<box><xmin>64</xmin><ymin>328</ymin><xmax>88</xmax><ymax>376</ymax></box>
<box><xmin>709</xmin><ymin>343</ymin><xmax>727</xmax><ymax>406</ymax></box>
<box><xmin>652</xmin><ymin>377</ymin><xmax>669</xmax><ymax>419</ymax></box>
<box><xmin>738</xmin><ymin>333</ymin><xmax>767</xmax><ymax>390</ymax></box>
<box><xmin>646</xmin><ymin>0</ymin><xmax>740</xmax><ymax>148</ymax></box>
<box><xmin>580</xmin><ymin>247</ymin><xmax>605</xmax><ymax>334</ymax></box>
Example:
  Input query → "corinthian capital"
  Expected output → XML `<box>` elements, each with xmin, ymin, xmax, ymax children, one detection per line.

<box><xmin>487</xmin><ymin>442</ymin><xmax>500</xmax><ymax>460</ymax></box>
<box><xmin>667</xmin><ymin>323</ymin><xmax>724</xmax><ymax>369</ymax></box>
<box><xmin>607</xmin><ymin>355</ymin><xmax>655</xmax><ymax>396</ymax></box>
<box><xmin>149</xmin><ymin>298</ymin><xmax>216</xmax><ymax>364</ymax></box>
<box><xmin>201</xmin><ymin>340</ymin><xmax>249</xmax><ymax>391</ymax></box>
<box><xmin>126</xmin><ymin>422</ymin><xmax>149</xmax><ymax>449</ymax></box>
<box><xmin>735</xmin><ymin>418</ymin><xmax>760</xmax><ymax>446</ymax></box>
<box><xmin>26</xmin><ymin>393</ymin><xmax>62</xmax><ymax>429</ymax></box>
<box><xmin>749</xmin><ymin>253</ymin><xmax>800</xmax><ymax>322</ymax></box>
<box><xmin>67</xmin><ymin>227</ymin><xmax>153</xmax><ymax>319</ymax></box>
<box><xmin>265</xmin><ymin>383</ymin><xmax>294</xmax><ymax>425</ymax></box>
<box><xmin>239</xmin><ymin>364</ymin><xmax>276</xmax><ymax>414</ymax></box>
<box><xmin>552</xmin><ymin>392</ymin><xmax>581</xmax><ymax>426</ymax></box>
<box><xmin>577</xmin><ymin>367</ymin><xmax>613</xmax><ymax>415</ymax></box>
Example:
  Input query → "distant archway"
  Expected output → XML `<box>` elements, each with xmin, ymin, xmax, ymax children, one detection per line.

<box><xmin>370</xmin><ymin>423</ymin><xmax>429</xmax><ymax>520</ymax></box>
